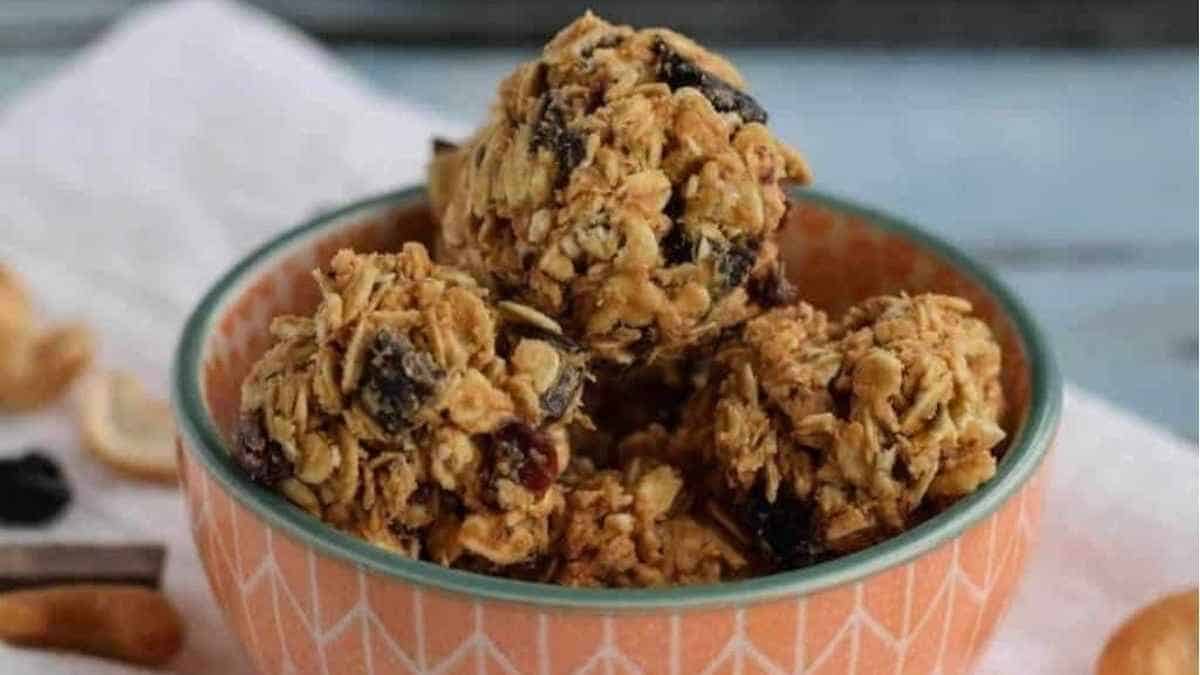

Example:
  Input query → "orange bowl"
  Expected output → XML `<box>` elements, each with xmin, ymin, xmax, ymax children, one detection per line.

<box><xmin>173</xmin><ymin>186</ymin><xmax>1060</xmax><ymax>674</ymax></box>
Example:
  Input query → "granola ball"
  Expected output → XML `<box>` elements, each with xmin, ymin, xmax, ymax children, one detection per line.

<box><xmin>555</xmin><ymin>457</ymin><xmax>748</xmax><ymax>587</ymax></box>
<box><xmin>675</xmin><ymin>294</ymin><xmax>1006</xmax><ymax>564</ymax></box>
<box><xmin>430</xmin><ymin>12</ymin><xmax>811</xmax><ymax>365</ymax></box>
<box><xmin>233</xmin><ymin>244</ymin><xmax>588</xmax><ymax>568</ymax></box>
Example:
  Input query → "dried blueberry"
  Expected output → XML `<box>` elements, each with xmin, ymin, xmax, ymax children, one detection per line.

<box><xmin>747</xmin><ymin>263</ymin><xmax>798</xmax><ymax>308</ymax></box>
<box><xmin>0</xmin><ymin>451</ymin><xmax>71</xmax><ymax>526</ymax></box>
<box><xmin>233</xmin><ymin>412</ymin><xmax>292</xmax><ymax>486</ymax></box>
<box><xmin>531</xmin><ymin>95</ymin><xmax>586</xmax><ymax>188</ymax></box>
<box><xmin>739</xmin><ymin>487</ymin><xmax>824</xmax><ymax>570</ymax></box>
<box><xmin>361</xmin><ymin>330</ymin><xmax>443</xmax><ymax>434</ymax></box>
<box><xmin>485</xmin><ymin>422</ymin><xmax>559</xmax><ymax>494</ymax></box>
<box><xmin>654</xmin><ymin>38</ymin><xmax>767</xmax><ymax>124</ymax></box>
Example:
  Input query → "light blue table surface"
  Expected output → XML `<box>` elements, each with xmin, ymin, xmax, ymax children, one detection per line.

<box><xmin>2</xmin><ymin>46</ymin><xmax>1196</xmax><ymax>439</ymax></box>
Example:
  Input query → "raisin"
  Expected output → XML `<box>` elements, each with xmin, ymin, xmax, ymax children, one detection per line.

<box><xmin>439</xmin><ymin>489</ymin><xmax>465</xmax><ymax>517</ymax></box>
<box><xmin>530</xmin><ymin>95</ymin><xmax>586</xmax><ymax>188</ymax></box>
<box><xmin>739</xmin><ymin>487</ymin><xmax>824</xmax><ymax>570</ymax></box>
<box><xmin>627</xmin><ymin>324</ymin><xmax>662</xmax><ymax>362</ymax></box>
<box><xmin>361</xmin><ymin>330</ymin><xmax>443</xmax><ymax>434</ymax></box>
<box><xmin>664</xmin><ymin>190</ymin><xmax>686</xmax><ymax>221</ymax></box>
<box><xmin>388</xmin><ymin>520</ymin><xmax>417</xmax><ymax>538</ymax></box>
<box><xmin>501</xmin><ymin>554</ymin><xmax>554</xmax><ymax>581</ymax></box>
<box><xmin>431</xmin><ymin>137</ymin><xmax>458</xmax><ymax>154</ymax></box>
<box><xmin>891</xmin><ymin>456</ymin><xmax>913</xmax><ymax>483</ymax></box>
<box><xmin>828</xmin><ymin>377</ymin><xmax>851</xmax><ymax>420</ymax></box>
<box><xmin>484</xmin><ymin>422</ymin><xmax>558</xmax><ymax>495</ymax></box>
<box><xmin>233</xmin><ymin>412</ymin><xmax>293</xmax><ymax>486</ymax></box>
<box><xmin>409</xmin><ymin>484</ymin><xmax>435</xmax><ymax>505</ymax></box>
<box><xmin>540</xmin><ymin>361</ymin><xmax>584</xmax><ymax>422</ymax></box>
<box><xmin>0</xmin><ymin>451</ymin><xmax>71</xmax><ymax>526</ymax></box>
<box><xmin>747</xmin><ymin>262</ymin><xmax>798</xmax><ymax>308</ymax></box>
<box><xmin>661</xmin><ymin>225</ymin><xmax>694</xmax><ymax>265</ymax></box>
<box><xmin>654</xmin><ymin>38</ymin><xmax>767</xmax><ymax>124</ymax></box>
<box><xmin>456</xmin><ymin>553</ymin><xmax>552</xmax><ymax>581</ymax></box>
<box><xmin>717</xmin><ymin>239</ymin><xmax>758</xmax><ymax>289</ymax></box>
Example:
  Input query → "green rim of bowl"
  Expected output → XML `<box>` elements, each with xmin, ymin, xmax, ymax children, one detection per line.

<box><xmin>172</xmin><ymin>185</ymin><xmax>1062</xmax><ymax>611</ymax></box>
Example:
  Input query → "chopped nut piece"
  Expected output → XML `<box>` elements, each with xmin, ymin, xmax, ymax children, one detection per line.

<box><xmin>78</xmin><ymin>372</ymin><xmax>178</xmax><ymax>483</ymax></box>
<box><xmin>0</xmin><ymin>265</ymin><xmax>93</xmax><ymax>412</ymax></box>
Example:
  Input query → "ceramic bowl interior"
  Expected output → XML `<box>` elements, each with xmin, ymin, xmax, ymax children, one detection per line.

<box><xmin>174</xmin><ymin>185</ymin><xmax>1060</xmax><ymax>610</ymax></box>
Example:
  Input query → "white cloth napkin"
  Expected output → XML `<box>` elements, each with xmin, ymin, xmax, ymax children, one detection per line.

<box><xmin>0</xmin><ymin>2</ymin><xmax>1193</xmax><ymax>673</ymax></box>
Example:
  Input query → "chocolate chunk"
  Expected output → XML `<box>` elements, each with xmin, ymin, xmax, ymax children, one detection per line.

<box><xmin>361</xmin><ymin>330</ymin><xmax>443</xmax><ymax>434</ymax></box>
<box><xmin>540</xmin><ymin>361</ymin><xmax>584</xmax><ymax>422</ymax></box>
<box><xmin>0</xmin><ymin>544</ymin><xmax>165</xmax><ymax>592</ymax></box>
<box><xmin>531</xmin><ymin>95</ymin><xmax>586</xmax><ymax>188</ymax></box>
<box><xmin>485</xmin><ymin>422</ymin><xmax>559</xmax><ymax>494</ymax></box>
<box><xmin>432</xmin><ymin>137</ymin><xmax>459</xmax><ymax>154</ymax></box>
<box><xmin>739</xmin><ymin>487</ymin><xmax>824</xmax><ymax>570</ymax></box>
<box><xmin>233</xmin><ymin>412</ymin><xmax>292</xmax><ymax>486</ymax></box>
<box><xmin>0</xmin><ymin>451</ymin><xmax>71</xmax><ymax>526</ymax></box>
<box><xmin>654</xmin><ymin>38</ymin><xmax>767</xmax><ymax>124</ymax></box>
<box><xmin>747</xmin><ymin>263</ymin><xmax>798</xmax><ymax>308</ymax></box>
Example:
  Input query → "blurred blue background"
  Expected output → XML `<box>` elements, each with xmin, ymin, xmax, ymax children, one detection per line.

<box><xmin>1</xmin><ymin>1</ymin><xmax>1196</xmax><ymax>438</ymax></box>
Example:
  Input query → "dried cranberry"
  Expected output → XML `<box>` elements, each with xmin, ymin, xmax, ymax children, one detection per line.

<box><xmin>531</xmin><ymin>94</ymin><xmax>585</xmax><ymax>188</ymax></box>
<box><xmin>485</xmin><ymin>423</ymin><xmax>559</xmax><ymax>494</ymax></box>
<box><xmin>0</xmin><ymin>450</ymin><xmax>71</xmax><ymax>526</ymax></box>
<box><xmin>739</xmin><ymin>487</ymin><xmax>824</xmax><ymax>570</ymax></box>
<box><xmin>654</xmin><ymin>38</ymin><xmax>767</xmax><ymax>124</ymax></box>
<box><xmin>361</xmin><ymin>330</ymin><xmax>443</xmax><ymax>434</ymax></box>
<box><xmin>232</xmin><ymin>412</ymin><xmax>292</xmax><ymax>486</ymax></box>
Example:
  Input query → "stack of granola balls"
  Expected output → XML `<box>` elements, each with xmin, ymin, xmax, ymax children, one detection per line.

<box><xmin>234</xmin><ymin>13</ymin><xmax>1006</xmax><ymax>588</ymax></box>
